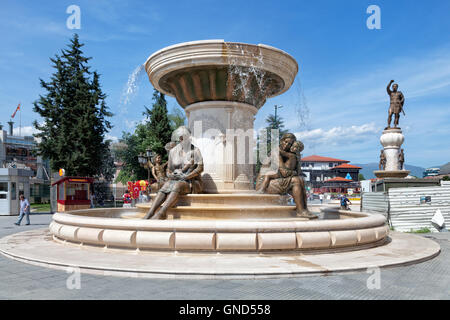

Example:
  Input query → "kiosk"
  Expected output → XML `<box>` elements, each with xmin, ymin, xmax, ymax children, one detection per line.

<box><xmin>0</xmin><ymin>168</ymin><xmax>33</xmax><ymax>215</ymax></box>
<box><xmin>52</xmin><ymin>177</ymin><xmax>94</xmax><ymax>212</ymax></box>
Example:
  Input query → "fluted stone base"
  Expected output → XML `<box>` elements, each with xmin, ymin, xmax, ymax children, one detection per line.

<box><xmin>374</xmin><ymin>170</ymin><xmax>410</xmax><ymax>179</ymax></box>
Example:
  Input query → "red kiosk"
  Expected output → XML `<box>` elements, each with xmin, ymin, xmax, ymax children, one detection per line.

<box><xmin>52</xmin><ymin>177</ymin><xmax>94</xmax><ymax>212</ymax></box>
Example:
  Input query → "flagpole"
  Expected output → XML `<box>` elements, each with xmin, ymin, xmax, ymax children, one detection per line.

<box><xmin>19</xmin><ymin>104</ymin><xmax>21</xmax><ymax>136</ymax></box>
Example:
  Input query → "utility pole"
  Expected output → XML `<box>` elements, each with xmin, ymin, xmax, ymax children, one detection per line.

<box><xmin>274</xmin><ymin>104</ymin><xmax>283</xmax><ymax>126</ymax></box>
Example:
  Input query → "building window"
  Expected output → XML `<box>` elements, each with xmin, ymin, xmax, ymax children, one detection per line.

<box><xmin>0</xmin><ymin>182</ymin><xmax>7</xmax><ymax>192</ymax></box>
<box><xmin>329</xmin><ymin>163</ymin><xmax>333</xmax><ymax>167</ymax></box>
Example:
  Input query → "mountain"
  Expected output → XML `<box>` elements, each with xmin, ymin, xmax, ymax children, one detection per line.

<box><xmin>353</xmin><ymin>163</ymin><xmax>426</xmax><ymax>179</ymax></box>
<box><xmin>440</xmin><ymin>162</ymin><xmax>450</xmax><ymax>175</ymax></box>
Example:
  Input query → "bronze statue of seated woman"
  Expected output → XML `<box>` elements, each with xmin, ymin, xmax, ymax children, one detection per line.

<box><xmin>144</xmin><ymin>126</ymin><xmax>203</xmax><ymax>220</ymax></box>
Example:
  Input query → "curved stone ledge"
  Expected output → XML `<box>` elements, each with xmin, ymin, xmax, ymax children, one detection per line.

<box><xmin>50</xmin><ymin>208</ymin><xmax>389</xmax><ymax>252</ymax></box>
<box><xmin>0</xmin><ymin>230</ymin><xmax>439</xmax><ymax>279</ymax></box>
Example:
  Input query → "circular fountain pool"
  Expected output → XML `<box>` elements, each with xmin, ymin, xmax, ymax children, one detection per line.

<box><xmin>49</xmin><ymin>204</ymin><xmax>389</xmax><ymax>253</ymax></box>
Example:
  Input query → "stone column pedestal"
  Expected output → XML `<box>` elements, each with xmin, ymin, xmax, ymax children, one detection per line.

<box><xmin>374</xmin><ymin>128</ymin><xmax>410</xmax><ymax>179</ymax></box>
<box><xmin>186</xmin><ymin>101</ymin><xmax>257</xmax><ymax>193</ymax></box>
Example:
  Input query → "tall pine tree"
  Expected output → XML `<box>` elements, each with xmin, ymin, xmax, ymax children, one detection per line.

<box><xmin>33</xmin><ymin>34</ymin><xmax>112</xmax><ymax>177</ymax></box>
<box><xmin>141</xmin><ymin>90</ymin><xmax>172</xmax><ymax>157</ymax></box>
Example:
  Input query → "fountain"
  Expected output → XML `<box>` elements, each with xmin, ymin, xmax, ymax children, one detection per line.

<box><xmin>48</xmin><ymin>40</ymin><xmax>389</xmax><ymax>251</ymax></box>
<box><xmin>0</xmin><ymin>41</ymin><xmax>440</xmax><ymax>278</ymax></box>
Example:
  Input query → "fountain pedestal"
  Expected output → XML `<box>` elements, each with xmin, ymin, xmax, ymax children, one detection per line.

<box><xmin>187</xmin><ymin>101</ymin><xmax>257</xmax><ymax>192</ymax></box>
<box><xmin>145</xmin><ymin>40</ymin><xmax>298</xmax><ymax>192</ymax></box>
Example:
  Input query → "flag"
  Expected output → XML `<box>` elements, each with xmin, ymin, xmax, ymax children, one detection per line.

<box><xmin>11</xmin><ymin>103</ymin><xmax>20</xmax><ymax>118</ymax></box>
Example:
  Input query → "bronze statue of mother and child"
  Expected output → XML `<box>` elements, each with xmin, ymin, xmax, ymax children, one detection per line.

<box><xmin>144</xmin><ymin>127</ymin><xmax>316</xmax><ymax>220</ymax></box>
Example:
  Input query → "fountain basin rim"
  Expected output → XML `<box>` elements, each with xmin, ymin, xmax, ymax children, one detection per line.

<box><xmin>52</xmin><ymin>209</ymin><xmax>386</xmax><ymax>233</ymax></box>
<box><xmin>144</xmin><ymin>39</ymin><xmax>298</xmax><ymax>71</ymax></box>
<box><xmin>144</xmin><ymin>39</ymin><xmax>299</xmax><ymax>102</ymax></box>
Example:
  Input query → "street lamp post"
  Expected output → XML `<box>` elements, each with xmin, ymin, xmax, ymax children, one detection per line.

<box><xmin>138</xmin><ymin>148</ymin><xmax>155</xmax><ymax>182</ymax></box>
<box><xmin>274</xmin><ymin>104</ymin><xmax>283</xmax><ymax>125</ymax></box>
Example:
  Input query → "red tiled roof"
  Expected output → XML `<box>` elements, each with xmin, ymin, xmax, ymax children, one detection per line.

<box><xmin>324</xmin><ymin>177</ymin><xmax>353</xmax><ymax>182</ymax></box>
<box><xmin>333</xmin><ymin>163</ymin><xmax>362</xmax><ymax>169</ymax></box>
<box><xmin>301</xmin><ymin>155</ymin><xmax>350</xmax><ymax>163</ymax></box>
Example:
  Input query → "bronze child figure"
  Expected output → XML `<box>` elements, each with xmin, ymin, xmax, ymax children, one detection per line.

<box><xmin>257</xmin><ymin>140</ymin><xmax>303</xmax><ymax>194</ymax></box>
<box><xmin>149</xmin><ymin>154</ymin><xmax>168</xmax><ymax>192</ymax></box>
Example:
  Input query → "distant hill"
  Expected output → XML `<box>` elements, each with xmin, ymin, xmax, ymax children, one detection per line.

<box><xmin>440</xmin><ymin>162</ymin><xmax>450</xmax><ymax>175</ymax></box>
<box><xmin>353</xmin><ymin>163</ymin><xmax>426</xmax><ymax>179</ymax></box>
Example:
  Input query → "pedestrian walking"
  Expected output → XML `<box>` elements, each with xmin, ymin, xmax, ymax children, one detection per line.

<box><xmin>15</xmin><ymin>194</ymin><xmax>30</xmax><ymax>226</ymax></box>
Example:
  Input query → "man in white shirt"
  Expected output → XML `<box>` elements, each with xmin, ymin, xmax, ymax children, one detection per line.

<box><xmin>15</xmin><ymin>194</ymin><xmax>30</xmax><ymax>226</ymax></box>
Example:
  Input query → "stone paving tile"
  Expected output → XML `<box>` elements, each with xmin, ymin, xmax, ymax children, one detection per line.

<box><xmin>0</xmin><ymin>214</ymin><xmax>449</xmax><ymax>300</ymax></box>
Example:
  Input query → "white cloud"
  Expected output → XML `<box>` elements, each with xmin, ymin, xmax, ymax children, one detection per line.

<box><xmin>12</xmin><ymin>125</ymin><xmax>39</xmax><ymax>137</ymax></box>
<box><xmin>295</xmin><ymin>123</ymin><xmax>379</xmax><ymax>147</ymax></box>
<box><xmin>105</xmin><ymin>134</ymin><xmax>119</xmax><ymax>142</ymax></box>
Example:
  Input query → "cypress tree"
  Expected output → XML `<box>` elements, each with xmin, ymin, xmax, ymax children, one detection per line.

<box><xmin>142</xmin><ymin>90</ymin><xmax>172</xmax><ymax>157</ymax></box>
<box><xmin>33</xmin><ymin>34</ymin><xmax>112</xmax><ymax>177</ymax></box>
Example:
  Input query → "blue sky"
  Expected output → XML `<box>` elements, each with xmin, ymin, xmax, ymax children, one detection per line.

<box><xmin>1</xmin><ymin>0</ymin><xmax>449</xmax><ymax>168</ymax></box>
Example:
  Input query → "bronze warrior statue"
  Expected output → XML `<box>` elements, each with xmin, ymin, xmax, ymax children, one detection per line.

<box><xmin>144</xmin><ymin>126</ymin><xmax>203</xmax><ymax>220</ymax></box>
<box><xmin>255</xmin><ymin>133</ymin><xmax>316</xmax><ymax>219</ymax></box>
<box><xmin>379</xmin><ymin>150</ymin><xmax>386</xmax><ymax>171</ymax></box>
<box><xmin>398</xmin><ymin>148</ymin><xmax>405</xmax><ymax>170</ymax></box>
<box><xmin>386</xmin><ymin>80</ymin><xmax>405</xmax><ymax>129</ymax></box>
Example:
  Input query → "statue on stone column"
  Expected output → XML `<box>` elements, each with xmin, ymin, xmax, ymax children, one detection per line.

<box><xmin>144</xmin><ymin>127</ymin><xmax>204</xmax><ymax>220</ymax></box>
<box><xmin>386</xmin><ymin>80</ymin><xmax>405</xmax><ymax>129</ymax></box>
<box><xmin>255</xmin><ymin>133</ymin><xmax>316</xmax><ymax>219</ymax></box>
<box><xmin>398</xmin><ymin>148</ymin><xmax>405</xmax><ymax>170</ymax></box>
<box><xmin>379</xmin><ymin>150</ymin><xmax>386</xmax><ymax>171</ymax></box>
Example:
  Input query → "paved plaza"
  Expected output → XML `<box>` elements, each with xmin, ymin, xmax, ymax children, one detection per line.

<box><xmin>0</xmin><ymin>213</ymin><xmax>448</xmax><ymax>300</ymax></box>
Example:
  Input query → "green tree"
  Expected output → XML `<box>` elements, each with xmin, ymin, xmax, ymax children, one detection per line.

<box><xmin>114</xmin><ymin>90</ymin><xmax>172</xmax><ymax>184</ymax></box>
<box><xmin>32</xmin><ymin>34</ymin><xmax>113</xmax><ymax>178</ymax></box>
<box><xmin>168</xmin><ymin>106</ymin><xmax>186</xmax><ymax>130</ymax></box>
<box><xmin>265</xmin><ymin>114</ymin><xmax>288</xmax><ymax>135</ymax></box>
<box><xmin>256</xmin><ymin>112</ymin><xmax>289</xmax><ymax>174</ymax></box>
<box><xmin>358</xmin><ymin>173</ymin><xmax>366</xmax><ymax>181</ymax></box>
<box><xmin>141</xmin><ymin>90</ymin><xmax>172</xmax><ymax>157</ymax></box>
<box><xmin>442</xmin><ymin>176</ymin><xmax>450</xmax><ymax>181</ymax></box>
<box><xmin>114</xmin><ymin>132</ymin><xmax>146</xmax><ymax>183</ymax></box>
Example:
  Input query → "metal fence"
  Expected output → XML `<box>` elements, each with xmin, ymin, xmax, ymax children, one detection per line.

<box><xmin>388</xmin><ymin>186</ymin><xmax>450</xmax><ymax>232</ymax></box>
<box><xmin>361</xmin><ymin>192</ymin><xmax>389</xmax><ymax>217</ymax></box>
<box><xmin>30</xmin><ymin>182</ymin><xmax>51</xmax><ymax>204</ymax></box>
<box><xmin>362</xmin><ymin>184</ymin><xmax>450</xmax><ymax>232</ymax></box>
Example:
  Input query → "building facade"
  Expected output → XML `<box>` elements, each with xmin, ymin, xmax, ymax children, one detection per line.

<box><xmin>300</xmin><ymin>155</ymin><xmax>361</xmax><ymax>194</ymax></box>
<box><xmin>1</xmin><ymin>126</ymin><xmax>51</xmax><ymax>204</ymax></box>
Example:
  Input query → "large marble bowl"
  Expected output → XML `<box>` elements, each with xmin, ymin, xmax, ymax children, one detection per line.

<box><xmin>144</xmin><ymin>40</ymin><xmax>298</xmax><ymax>108</ymax></box>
